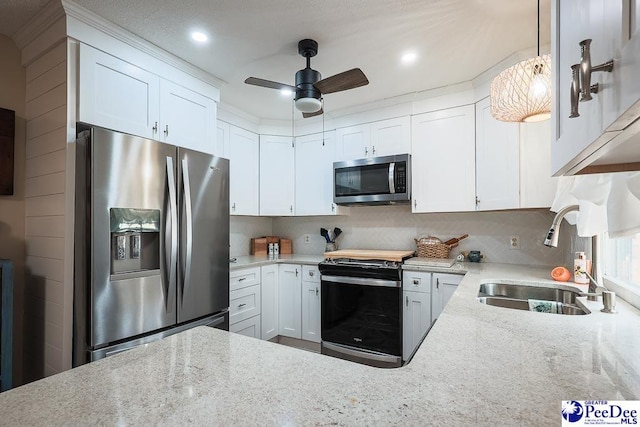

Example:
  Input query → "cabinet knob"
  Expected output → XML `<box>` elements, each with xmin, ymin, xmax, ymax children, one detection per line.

<box><xmin>164</xmin><ymin>125</ymin><xmax>169</xmax><ymax>137</ymax></box>
<box><xmin>232</xmin><ymin>202</ymin><xmax>236</xmax><ymax>212</ymax></box>
<box><xmin>238</xmin><ymin>303</ymin><xmax>246</xmax><ymax>308</ymax></box>
<box><xmin>475</xmin><ymin>196</ymin><xmax>480</xmax><ymax>205</ymax></box>
<box><xmin>578</xmin><ymin>39</ymin><xmax>613</xmax><ymax>102</ymax></box>
<box><xmin>290</xmin><ymin>205</ymin><xmax>293</xmax><ymax>213</ymax></box>
<box><xmin>406</xmin><ymin>295</ymin><xmax>409</xmax><ymax>307</ymax></box>
<box><xmin>413</xmin><ymin>279</ymin><xmax>419</xmax><ymax>285</ymax></box>
<box><xmin>437</xmin><ymin>278</ymin><xmax>440</xmax><ymax>289</ymax></box>
<box><xmin>153</xmin><ymin>122</ymin><xmax>158</xmax><ymax>134</ymax></box>
<box><xmin>238</xmin><ymin>277</ymin><xmax>246</xmax><ymax>281</ymax></box>
<box><xmin>295</xmin><ymin>268</ymin><xmax>299</xmax><ymax>277</ymax></box>
<box><xmin>570</xmin><ymin>64</ymin><xmax>581</xmax><ymax>118</ymax></box>
<box><xmin>364</xmin><ymin>146</ymin><xmax>368</xmax><ymax>156</ymax></box>
<box><xmin>372</xmin><ymin>146</ymin><xmax>376</xmax><ymax>155</ymax></box>
<box><xmin>316</xmin><ymin>287</ymin><xmax>319</xmax><ymax>296</ymax></box>
<box><xmin>331</xmin><ymin>203</ymin><xmax>335</xmax><ymax>212</ymax></box>
<box><xmin>309</xmin><ymin>271</ymin><xmax>315</xmax><ymax>277</ymax></box>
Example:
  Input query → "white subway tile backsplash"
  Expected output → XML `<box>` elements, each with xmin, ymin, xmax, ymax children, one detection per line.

<box><xmin>229</xmin><ymin>205</ymin><xmax>578</xmax><ymax>267</ymax></box>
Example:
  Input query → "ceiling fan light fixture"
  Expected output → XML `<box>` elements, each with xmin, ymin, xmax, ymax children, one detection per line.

<box><xmin>490</xmin><ymin>54</ymin><xmax>552</xmax><ymax>123</ymax></box>
<box><xmin>295</xmin><ymin>97</ymin><xmax>322</xmax><ymax>113</ymax></box>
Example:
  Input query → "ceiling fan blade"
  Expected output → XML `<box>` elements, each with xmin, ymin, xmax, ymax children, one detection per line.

<box><xmin>302</xmin><ymin>107</ymin><xmax>324</xmax><ymax>118</ymax></box>
<box><xmin>245</xmin><ymin>77</ymin><xmax>296</xmax><ymax>92</ymax></box>
<box><xmin>314</xmin><ymin>68</ymin><xmax>369</xmax><ymax>94</ymax></box>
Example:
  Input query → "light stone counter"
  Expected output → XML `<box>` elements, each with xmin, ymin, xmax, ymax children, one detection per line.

<box><xmin>2</xmin><ymin>263</ymin><xmax>639</xmax><ymax>425</ymax></box>
<box><xmin>230</xmin><ymin>254</ymin><xmax>324</xmax><ymax>270</ymax></box>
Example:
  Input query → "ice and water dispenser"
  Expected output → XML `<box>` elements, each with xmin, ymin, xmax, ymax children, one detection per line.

<box><xmin>110</xmin><ymin>208</ymin><xmax>160</xmax><ymax>275</ymax></box>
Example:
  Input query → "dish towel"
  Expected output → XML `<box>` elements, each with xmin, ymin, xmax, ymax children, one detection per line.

<box><xmin>528</xmin><ymin>299</ymin><xmax>562</xmax><ymax>314</ymax></box>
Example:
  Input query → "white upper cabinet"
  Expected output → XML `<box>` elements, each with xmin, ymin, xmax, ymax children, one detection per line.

<box><xmin>260</xmin><ymin>135</ymin><xmax>295</xmax><ymax>216</ymax></box>
<box><xmin>411</xmin><ymin>105</ymin><xmax>476</xmax><ymax>213</ymax></box>
<box><xmin>229</xmin><ymin>125</ymin><xmax>259</xmax><ymax>216</ymax></box>
<box><xmin>159</xmin><ymin>80</ymin><xmax>216</xmax><ymax>153</ymax></box>
<box><xmin>295</xmin><ymin>131</ymin><xmax>346</xmax><ymax>216</ymax></box>
<box><xmin>78</xmin><ymin>44</ymin><xmax>217</xmax><ymax>152</ymax></box>
<box><xmin>79</xmin><ymin>43</ymin><xmax>159</xmax><ymax>139</ymax></box>
<box><xmin>215</xmin><ymin>120</ymin><xmax>230</xmax><ymax>158</ymax></box>
<box><xmin>370</xmin><ymin>117</ymin><xmax>411</xmax><ymax>157</ymax></box>
<box><xmin>475</xmin><ymin>97</ymin><xmax>519</xmax><ymax>211</ymax></box>
<box><xmin>552</xmin><ymin>0</ymin><xmax>640</xmax><ymax>174</ymax></box>
<box><xmin>335</xmin><ymin>117</ymin><xmax>410</xmax><ymax>161</ymax></box>
<box><xmin>519</xmin><ymin>120</ymin><xmax>558</xmax><ymax>208</ymax></box>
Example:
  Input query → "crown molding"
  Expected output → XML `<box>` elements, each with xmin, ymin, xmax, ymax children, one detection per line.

<box><xmin>60</xmin><ymin>0</ymin><xmax>226</xmax><ymax>90</ymax></box>
<box><xmin>12</xmin><ymin>0</ymin><xmax>66</xmax><ymax>51</ymax></box>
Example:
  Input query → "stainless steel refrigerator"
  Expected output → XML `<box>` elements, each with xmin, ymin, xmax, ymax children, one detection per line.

<box><xmin>73</xmin><ymin>125</ymin><xmax>229</xmax><ymax>365</ymax></box>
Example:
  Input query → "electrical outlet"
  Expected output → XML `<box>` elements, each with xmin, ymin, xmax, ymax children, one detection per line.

<box><xmin>510</xmin><ymin>235</ymin><xmax>520</xmax><ymax>250</ymax></box>
<box><xmin>304</xmin><ymin>234</ymin><xmax>311</xmax><ymax>244</ymax></box>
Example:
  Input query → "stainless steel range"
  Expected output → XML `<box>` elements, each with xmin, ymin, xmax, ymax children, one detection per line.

<box><xmin>319</xmin><ymin>251</ymin><xmax>413</xmax><ymax>368</ymax></box>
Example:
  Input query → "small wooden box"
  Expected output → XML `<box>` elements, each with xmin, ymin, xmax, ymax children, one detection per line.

<box><xmin>250</xmin><ymin>238</ymin><xmax>267</xmax><ymax>256</ymax></box>
<box><xmin>265</xmin><ymin>236</ymin><xmax>279</xmax><ymax>244</ymax></box>
<box><xmin>279</xmin><ymin>238</ymin><xmax>292</xmax><ymax>254</ymax></box>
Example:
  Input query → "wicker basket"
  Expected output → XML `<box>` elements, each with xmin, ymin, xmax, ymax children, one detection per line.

<box><xmin>414</xmin><ymin>236</ymin><xmax>451</xmax><ymax>259</ymax></box>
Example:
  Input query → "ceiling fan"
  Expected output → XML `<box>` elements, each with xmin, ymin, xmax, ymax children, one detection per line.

<box><xmin>244</xmin><ymin>39</ymin><xmax>369</xmax><ymax>118</ymax></box>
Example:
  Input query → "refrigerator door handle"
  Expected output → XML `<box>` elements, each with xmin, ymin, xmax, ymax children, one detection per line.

<box><xmin>181</xmin><ymin>158</ymin><xmax>194</xmax><ymax>303</ymax></box>
<box><xmin>166</xmin><ymin>156</ymin><xmax>178</xmax><ymax>311</ymax></box>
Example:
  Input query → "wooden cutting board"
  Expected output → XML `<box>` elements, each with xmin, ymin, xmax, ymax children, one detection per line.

<box><xmin>323</xmin><ymin>249</ymin><xmax>416</xmax><ymax>262</ymax></box>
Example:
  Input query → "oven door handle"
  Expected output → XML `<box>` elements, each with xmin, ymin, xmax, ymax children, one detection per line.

<box><xmin>321</xmin><ymin>275</ymin><xmax>401</xmax><ymax>288</ymax></box>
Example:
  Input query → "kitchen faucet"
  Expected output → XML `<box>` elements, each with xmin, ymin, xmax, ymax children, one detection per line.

<box><xmin>543</xmin><ymin>204</ymin><xmax>579</xmax><ymax>247</ymax></box>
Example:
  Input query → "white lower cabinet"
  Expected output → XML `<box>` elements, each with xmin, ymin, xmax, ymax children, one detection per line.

<box><xmin>229</xmin><ymin>316</ymin><xmax>261</xmax><ymax>338</ymax></box>
<box><xmin>230</xmin><ymin>267</ymin><xmax>261</xmax><ymax>339</ymax></box>
<box><xmin>431</xmin><ymin>273</ymin><xmax>463</xmax><ymax>321</ymax></box>
<box><xmin>278</xmin><ymin>264</ymin><xmax>302</xmax><ymax>339</ymax></box>
<box><xmin>301</xmin><ymin>266</ymin><xmax>321</xmax><ymax>343</ymax></box>
<box><xmin>402</xmin><ymin>271</ymin><xmax>432</xmax><ymax>361</ymax></box>
<box><xmin>261</xmin><ymin>264</ymin><xmax>279</xmax><ymax>341</ymax></box>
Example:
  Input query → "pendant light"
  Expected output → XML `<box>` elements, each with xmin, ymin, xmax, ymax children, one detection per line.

<box><xmin>490</xmin><ymin>0</ymin><xmax>551</xmax><ymax>123</ymax></box>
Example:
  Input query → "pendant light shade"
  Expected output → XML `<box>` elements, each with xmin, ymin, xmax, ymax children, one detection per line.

<box><xmin>490</xmin><ymin>54</ymin><xmax>552</xmax><ymax>123</ymax></box>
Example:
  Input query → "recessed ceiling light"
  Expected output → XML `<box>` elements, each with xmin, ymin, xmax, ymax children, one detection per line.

<box><xmin>401</xmin><ymin>52</ymin><xmax>417</xmax><ymax>64</ymax></box>
<box><xmin>280</xmin><ymin>88</ymin><xmax>294</xmax><ymax>97</ymax></box>
<box><xmin>191</xmin><ymin>31</ymin><xmax>208</xmax><ymax>43</ymax></box>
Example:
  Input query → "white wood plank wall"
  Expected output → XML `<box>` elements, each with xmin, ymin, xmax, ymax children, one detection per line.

<box><xmin>23</xmin><ymin>40</ymin><xmax>68</xmax><ymax>382</ymax></box>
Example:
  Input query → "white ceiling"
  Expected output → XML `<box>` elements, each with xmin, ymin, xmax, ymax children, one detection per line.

<box><xmin>2</xmin><ymin>0</ymin><xmax>551</xmax><ymax>121</ymax></box>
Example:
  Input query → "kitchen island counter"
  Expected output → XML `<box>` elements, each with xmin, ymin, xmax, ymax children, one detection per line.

<box><xmin>2</xmin><ymin>263</ymin><xmax>639</xmax><ymax>425</ymax></box>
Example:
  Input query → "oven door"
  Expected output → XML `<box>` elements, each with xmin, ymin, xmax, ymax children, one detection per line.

<box><xmin>321</xmin><ymin>274</ymin><xmax>402</xmax><ymax>368</ymax></box>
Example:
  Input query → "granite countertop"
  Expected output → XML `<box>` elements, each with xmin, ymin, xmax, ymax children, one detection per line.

<box><xmin>2</xmin><ymin>263</ymin><xmax>639</xmax><ymax>425</ymax></box>
<box><xmin>230</xmin><ymin>254</ymin><xmax>325</xmax><ymax>270</ymax></box>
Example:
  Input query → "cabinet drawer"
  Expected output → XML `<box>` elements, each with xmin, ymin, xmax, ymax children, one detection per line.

<box><xmin>230</xmin><ymin>284</ymin><xmax>261</xmax><ymax>324</ymax></box>
<box><xmin>402</xmin><ymin>271</ymin><xmax>432</xmax><ymax>293</ymax></box>
<box><xmin>230</xmin><ymin>267</ymin><xmax>261</xmax><ymax>291</ymax></box>
<box><xmin>302</xmin><ymin>265</ymin><xmax>320</xmax><ymax>283</ymax></box>
<box><xmin>229</xmin><ymin>315</ymin><xmax>261</xmax><ymax>339</ymax></box>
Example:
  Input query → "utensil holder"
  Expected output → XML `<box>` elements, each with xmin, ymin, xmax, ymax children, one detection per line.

<box><xmin>325</xmin><ymin>242</ymin><xmax>338</xmax><ymax>252</ymax></box>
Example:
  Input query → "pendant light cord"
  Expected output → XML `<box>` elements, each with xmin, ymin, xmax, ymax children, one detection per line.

<box><xmin>537</xmin><ymin>0</ymin><xmax>540</xmax><ymax>56</ymax></box>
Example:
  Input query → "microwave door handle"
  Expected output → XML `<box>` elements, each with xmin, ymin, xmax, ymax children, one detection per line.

<box><xmin>388</xmin><ymin>162</ymin><xmax>396</xmax><ymax>194</ymax></box>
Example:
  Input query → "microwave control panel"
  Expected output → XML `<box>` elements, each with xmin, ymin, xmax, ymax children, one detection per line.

<box><xmin>395</xmin><ymin>163</ymin><xmax>407</xmax><ymax>192</ymax></box>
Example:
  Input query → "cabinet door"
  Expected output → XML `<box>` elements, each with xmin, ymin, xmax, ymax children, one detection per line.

<box><xmin>552</xmin><ymin>0</ymin><xmax>622</xmax><ymax>174</ymax></box>
<box><xmin>402</xmin><ymin>291</ymin><xmax>431</xmax><ymax>361</ymax></box>
<box><xmin>431</xmin><ymin>273</ymin><xmax>462</xmax><ymax>322</ymax></box>
<box><xmin>295</xmin><ymin>131</ymin><xmax>339</xmax><ymax>216</ymax></box>
<box><xmin>215</xmin><ymin>120</ymin><xmax>230</xmax><ymax>158</ymax></box>
<box><xmin>301</xmin><ymin>280</ymin><xmax>321</xmax><ymax>343</ymax></box>
<box><xmin>519</xmin><ymin>121</ymin><xmax>558</xmax><ymax>208</ymax></box>
<box><xmin>79</xmin><ymin>44</ymin><xmax>159</xmax><ymax>139</ymax></box>
<box><xmin>475</xmin><ymin>97</ymin><xmax>519</xmax><ymax>211</ymax></box>
<box><xmin>229</xmin><ymin>315</ymin><xmax>261</xmax><ymax>339</ymax></box>
<box><xmin>278</xmin><ymin>264</ymin><xmax>302</xmax><ymax>339</ymax></box>
<box><xmin>335</xmin><ymin>124</ymin><xmax>371</xmax><ymax>161</ymax></box>
<box><xmin>370</xmin><ymin>117</ymin><xmax>411</xmax><ymax>157</ymax></box>
<box><xmin>260</xmin><ymin>135</ymin><xmax>295</xmax><ymax>216</ymax></box>
<box><xmin>159</xmin><ymin>79</ymin><xmax>216</xmax><ymax>153</ymax></box>
<box><xmin>229</xmin><ymin>126</ymin><xmax>259</xmax><ymax>215</ymax></box>
<box><xmin>261</xmin><ymin>264</ymin><xmax>279</xmax><ymax>341</ymax></box>
<box><xmin>411</xmin><ymin>105</ymin><xmax>476</xmax><ymax>213</ymax></box>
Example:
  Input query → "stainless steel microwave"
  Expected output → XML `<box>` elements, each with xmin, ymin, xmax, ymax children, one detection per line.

<box><xmin>333</xmin><ymin>154</ymin><xmax>411</xmax><ymax>205</ymax></box>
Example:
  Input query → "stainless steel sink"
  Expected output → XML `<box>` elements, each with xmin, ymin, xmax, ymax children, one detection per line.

<box><xmin>477</xmin><ymin>282</ymin><xmax>590</xmax><ymax>315</ymax></box>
